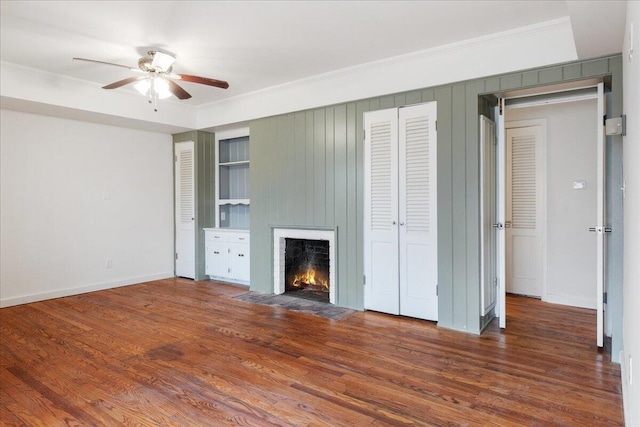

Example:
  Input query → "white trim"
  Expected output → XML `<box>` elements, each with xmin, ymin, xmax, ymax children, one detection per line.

<box><xmin>496</xmin><ymin>101</ymin><xmax>506</xmax><ymax>328</ymax></box>
<box><xmin>273</xmin><ymin>227</ymin><xmax>336</xmax><ymax>305</ymax></box>
<box><xmin>0</xmin><ymin>273</ymin><xmax>174</xmax><ymax>308</ymax></box>
<box><xmin>621</xmin><ymin>350</ymin><xmax>632</xmax><ymax>427</ymax></box>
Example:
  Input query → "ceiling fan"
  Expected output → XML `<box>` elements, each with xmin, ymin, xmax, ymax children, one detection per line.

<box><xmin>73</xmin><ymin>50</ymin><xmax>229</xmax><ymax>101</ymax></box>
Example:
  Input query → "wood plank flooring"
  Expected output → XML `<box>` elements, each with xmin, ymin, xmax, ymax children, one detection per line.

<box><xmin>0</xmin><ymin>278</ymin><xmax>623</xmax><ymax>426</ymax></box>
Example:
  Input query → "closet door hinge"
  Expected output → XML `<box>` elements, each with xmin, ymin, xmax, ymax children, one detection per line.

<box><xmin>363</xmin><ymin>129</ymin><xmax>366</xmax><ymax>140</ymax></box>
<box><xmin>175</xmin><ymin>253</ymin><xmax>178</xmax><ymax>260</ymax></box>
<box><xmin>174</xmin><ymin>154</ymin><xmax>177</xmax><ymax>162</ymax></box>
<box><xmin>363</xmin><ymin>275</ymin><xmax>366</xmax><ymax>285</ymax></box>
<box><xmin>436</xmin><ymin>284</ymin><xmax>438</xmax><ymax>296</ymax></box>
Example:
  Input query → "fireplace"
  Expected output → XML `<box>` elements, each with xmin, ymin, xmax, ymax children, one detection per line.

<box><xmin>285</xmin><ymin>238</ymin><xmax>330</xmax><ymax>302</ymax></box>
<box><xmin>273</xmin><ymin>228</ymin><xmax>336</xmax><ymax>304</ymax></box>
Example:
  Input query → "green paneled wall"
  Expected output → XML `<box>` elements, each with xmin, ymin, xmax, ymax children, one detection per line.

<box><xmin>173</xmin><ymin>131</ymin><xmax>216</xmax><ymax>280</ymax></box>
<box><xmin>247</xmin><ymin>55</ymin><xmax>622</xmax><ymax>334</ymax></box>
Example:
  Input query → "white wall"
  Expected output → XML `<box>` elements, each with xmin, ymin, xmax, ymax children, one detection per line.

<box><xmin>0</xmin><ymin>110</ymin><xmax>175</xmax><ymax>307</ymax></box>
<box><xmin>507</xmin><ymin>99</ymin><xmax>597</xmax><ymax>309</ymax></box>
<box><xmin>622</xmin><ymin>1</ymin><xmax>640</xmax><ymax>425</ymax></box>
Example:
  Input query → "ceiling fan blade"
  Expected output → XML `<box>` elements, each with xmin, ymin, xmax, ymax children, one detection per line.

<box><xmin>73</xmin><ymin>57</ymin><xmax>140</xmax><ymax>72</ymax></box>
<box><xmin>173</xmin><ymin>74</ymin><xmax>229</xmax><ymax>89</ymax></box>
<box><xmin>102</xmin><ymin>76</ymin><xmax>146</xmax><ymax>90</ymax></box>
<box><xmin>166</xmin><ymin>79</ymin><xmax>192</xmax><ymax>100</ymax></box>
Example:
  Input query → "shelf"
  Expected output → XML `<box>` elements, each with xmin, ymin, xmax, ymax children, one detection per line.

<box><xmin>219</xmin><ymin>199</ymin><xmax>250</xmax><ymax>205</ymax></box>
<box><xmin>220</xmin><ymin>160</ymin><xmax>250</xmax><ymax>167</ymax></box>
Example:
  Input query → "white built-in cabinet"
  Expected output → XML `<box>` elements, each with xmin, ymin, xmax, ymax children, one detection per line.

<box><xmin>205</xmin><ymin>127</ymin><xmax>251</xmax><ymax>285</ymax></box>
<box><xmin>363</xmin><ymin>102</ymin><xmax>438</xmax><ymax>321</ymax></box>
<box><xmin>215</xmin><ymin>128</ymin><xmax>250</xmax><ymax>229</ymax></box>
<box><xmin>204</xmin><ymin>228</ymin><xmax>250</xmax><ymax>284</ymax></box>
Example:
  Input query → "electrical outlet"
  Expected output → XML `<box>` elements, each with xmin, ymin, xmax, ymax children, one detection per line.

<box><xmin>105</xmin><ymin>258</ymin><xmax>113</xmax><ymax>269</ymax></box>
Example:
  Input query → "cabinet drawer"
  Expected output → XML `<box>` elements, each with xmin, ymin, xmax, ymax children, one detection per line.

<box><xmin>206</xmin><ymin>232</ymin><xmax>229</xmax><ymax>242</ymax></box>
<box><xmin>229</xmin><ymin>233</ymin><xmax>250</xmax><ymax>244</ymax></box>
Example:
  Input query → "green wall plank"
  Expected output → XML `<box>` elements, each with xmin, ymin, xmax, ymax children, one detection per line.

<box><xmin>406</xmin><ymin>90</ymin><xmax>422</xmax><ymax>105</ymax></box>
<box><xmin>522</xmin><ymin>71</ymin><xmax>539</xmax><ymax>87</ymax></box>
<box><xmin>314</xmin><ymin>109</ymin><xmax>326</xmax><ymax>225</ymax></box>
<box><xmin>435</xmin><ymin>86</ymin><xmax>453</xmax><ymax>328</ymax></box>
<box><xmin>333</xmin><ymin>104</ymin><xmax>348</xmax><ymax>306</ymax></box>
<box><xmin>500</xmin><ymin>74</ymin><xmax>522</xmax><ymax>90</ymax></box>
<box><xmin>346</xmin><ymin>102</ymin><xmax>358</xmax><ymax>308</ymax></box>
<box><xmin>582</xmin><ymin>58</ymin><xmax>609</xmax><ymax>77</ymax></box>
<box><xmin>563</xmin><ymin>64</ymin><xmax>582</xmax><ymax>80</ymax></box>
<box><xmin>466</xmin><ymin>81</ymin><xmax>484</xmax><ymax>334</ymax></box>
<box><xmin>355</xmin><ymin>100</ymin><xmax>370</xmax><ymax>309</ymax></box>
<box><xmin>539</xmin><ymin>67</ymin><xmax>563</xmax><ymax>85</ymax></box>
<box><xmin>451</xmin><ymin>83</ymin><xmax>468</xmax><ymax>330</ymax></box>
<box><xmin>305</xmin><ymin>111</ymin><xmax>314</xmax><ymax>225</ymax></box>
<box><xmin>325</xmin><ymin>107</ymin><xmax>335</xmax><ymax>225</ymax></box>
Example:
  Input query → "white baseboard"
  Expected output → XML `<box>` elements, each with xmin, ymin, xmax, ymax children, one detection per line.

<box><xmin>0</xmin><ymin>272</ymin><xmax>175</xmax><ymax>308</ymax></box>
<box><xmin>543</xmin><ymin>294</ymin><xmax>596</xmax><ymax>310</ymax></box>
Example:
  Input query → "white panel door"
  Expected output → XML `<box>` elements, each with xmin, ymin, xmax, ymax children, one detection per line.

<box><xmin>364</xmin><ymin>108</ymin><xmax>400</xmax><ymax>314</ymax></box>
<box><xmin>398</xmin><ymin>103</ymin><xmax>438</xmax><ymax>321</ymax></box>
<box><xmin>175</xmin><ymin>141</ymin><xmax>195</xmax><ymax>279</ymax></box>
<box><xmin>480</xmin><ymin>115</ymin><xmax>498</xmax><ymax>316</ymax></box>
<box><xmin>506</xmin><ymin>126</ymin><xmax>543</xmax><ymax>297</ymax></box>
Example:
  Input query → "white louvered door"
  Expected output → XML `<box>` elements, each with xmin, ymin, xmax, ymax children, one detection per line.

<box><xmin>398</xmin><ymin>103</ymin><xmax>438</xmax><ymax>320</ymax></box>
<box><xmin>364</xmin><ymin>108</ymin><xmax>400</xmax><ymax>315</ymax></box>
<box><xmin>364</xmin><ymin>102</ymin><xmax>438</xmax><ymax>320</ymax></box>
<box><xmin>175</xmin><ymin>141</ymin><xmax>195</xmax><ymax>279</ymax></box>
<box><xmin>506</xmin><ymin>126</ymin><xmax>543</xmax><ymax>296</ymax></box>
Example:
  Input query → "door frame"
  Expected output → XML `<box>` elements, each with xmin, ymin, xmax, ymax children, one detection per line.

<box><xmin>491</xmin><ymin>80</ymin><xmax>605</xmax><ymax>344</ymax></box>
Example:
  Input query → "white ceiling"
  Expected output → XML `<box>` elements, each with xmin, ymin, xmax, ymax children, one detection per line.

<box><xmin>0</xmin><ymin>1</ymin><xmax>628</xmax><ymax>130</ymax></box>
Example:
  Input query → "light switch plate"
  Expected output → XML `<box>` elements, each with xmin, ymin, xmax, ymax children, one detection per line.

<box><xmin>573</xmin><ymin>180</ymin><xmax>587</xmax><ymax>190</ymax></box>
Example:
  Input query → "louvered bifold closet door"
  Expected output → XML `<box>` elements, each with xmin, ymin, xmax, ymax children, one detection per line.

<box><xmin>364</xmin><ymin>108</ymin><xmax>400</xmax><ymax>315</ymax></box>
<box><xmin>175</xmin><ymin>141</ymin><xmax>196</xmax><ymax>279</ymax></box>
<box><xmin>398</xmin><ymin>103</ymin><xmax>438</xmax><ymax>321</ymax></box>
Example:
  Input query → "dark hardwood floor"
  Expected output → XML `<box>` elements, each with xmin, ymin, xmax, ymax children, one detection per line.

<box><xmin>0</xmin><ymin>278</ymin><xmax>623</xmax><ymax>426</ymax></box>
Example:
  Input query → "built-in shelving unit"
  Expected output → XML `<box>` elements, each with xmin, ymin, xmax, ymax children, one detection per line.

<box><xmin>215</xmin><ymin>128</ymin><xmax>250</xmax><ymax>229</ymax></box>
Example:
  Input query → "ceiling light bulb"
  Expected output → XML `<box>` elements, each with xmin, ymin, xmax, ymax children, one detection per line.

<box><xmin>153</xmin><ymin>78</ymin><xmax>172</xmax><ymax>99</ymax></box>
<box><xmin>134</xmin><ymin>79</ymin><xmax>151</xmax><ymax>96</ymax></box>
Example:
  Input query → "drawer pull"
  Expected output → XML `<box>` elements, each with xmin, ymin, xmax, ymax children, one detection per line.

<box><xmin>213</xmin><ymin>251</ymin><xmax>220</xmax><ymax>255</ymax></box>
<box><xmin>238</xmin><ymin>254</ymin><xmax>244</xmax><ymax>257</ymax></box>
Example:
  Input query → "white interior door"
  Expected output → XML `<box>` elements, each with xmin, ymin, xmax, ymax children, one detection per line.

<box><xmin>364</xmin><ymin>108</ymin><xmax>400</xmax><ymax>314</ymax></box>
<box><xmin>175</xmin><ymin>141</ymin><xmax>195</xmax><ymax>279</ymax></box>
<box><xmin>480</xmin><ymin>115</ymin><xmax>498</xmax><ymax>316</ymax></box>
<box><xmin>497</xmin><ymin>101</ymin><xmax>506</xmax><ymax>328</ymax></box>
<box><xmin>398</xmin><ymin>102</ymin><xmax>438</xmax><ymax>321</ymax></box>
<box><xmin>596</xmin><ymin>82</ymin><xmax>605</xmax><ymax>348</ymax></box>
<box><xmin>506</xmin><ymin>125</ymin><xmax>544</xmax><ymax>297</ymax></box>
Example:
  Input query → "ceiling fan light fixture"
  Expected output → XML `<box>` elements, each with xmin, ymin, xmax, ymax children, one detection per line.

<box><xmin>134</xmin><ymin>79</ymin><xmax>151</xmax><ymax>96</ymax></box>
<box><xmin>153</xmin><ymin>77</ymin><xmax>172</xmax><ymax>99</ymax></box>
<box><xmin>150</xmin><ymin>51</ymin><xmax>175</xmax><ymax>73</ymax></box>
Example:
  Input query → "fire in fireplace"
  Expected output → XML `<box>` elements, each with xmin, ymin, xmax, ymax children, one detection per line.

<box><xmin>284</xmin><ymin>238</ymin><xmax>330</xmax><ymax>303</ymax></box>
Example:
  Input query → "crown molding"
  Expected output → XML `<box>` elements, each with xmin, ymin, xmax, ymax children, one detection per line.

<box><xmin>196</xmin><ymin>17</ymin><xmax>577</xmax><ymax>129</ymax></box>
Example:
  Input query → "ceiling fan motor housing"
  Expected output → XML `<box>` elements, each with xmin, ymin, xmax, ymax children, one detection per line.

<box><xmin>138</xmin><ymin>51</ymin><xmax>173</xmax><ymax>74</ymax></box>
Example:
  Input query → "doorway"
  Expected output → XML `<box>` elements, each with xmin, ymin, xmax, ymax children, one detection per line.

<box><xmin>485</xmin><ymin>80</ymin><xmax>607</xmax><ymax>347</ymax></box>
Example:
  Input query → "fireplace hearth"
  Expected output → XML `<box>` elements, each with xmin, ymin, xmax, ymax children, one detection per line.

<box><xmin>285</xmin><ymin>238</ymin><xmax>330</xmax><ymax>303</ymax></box>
